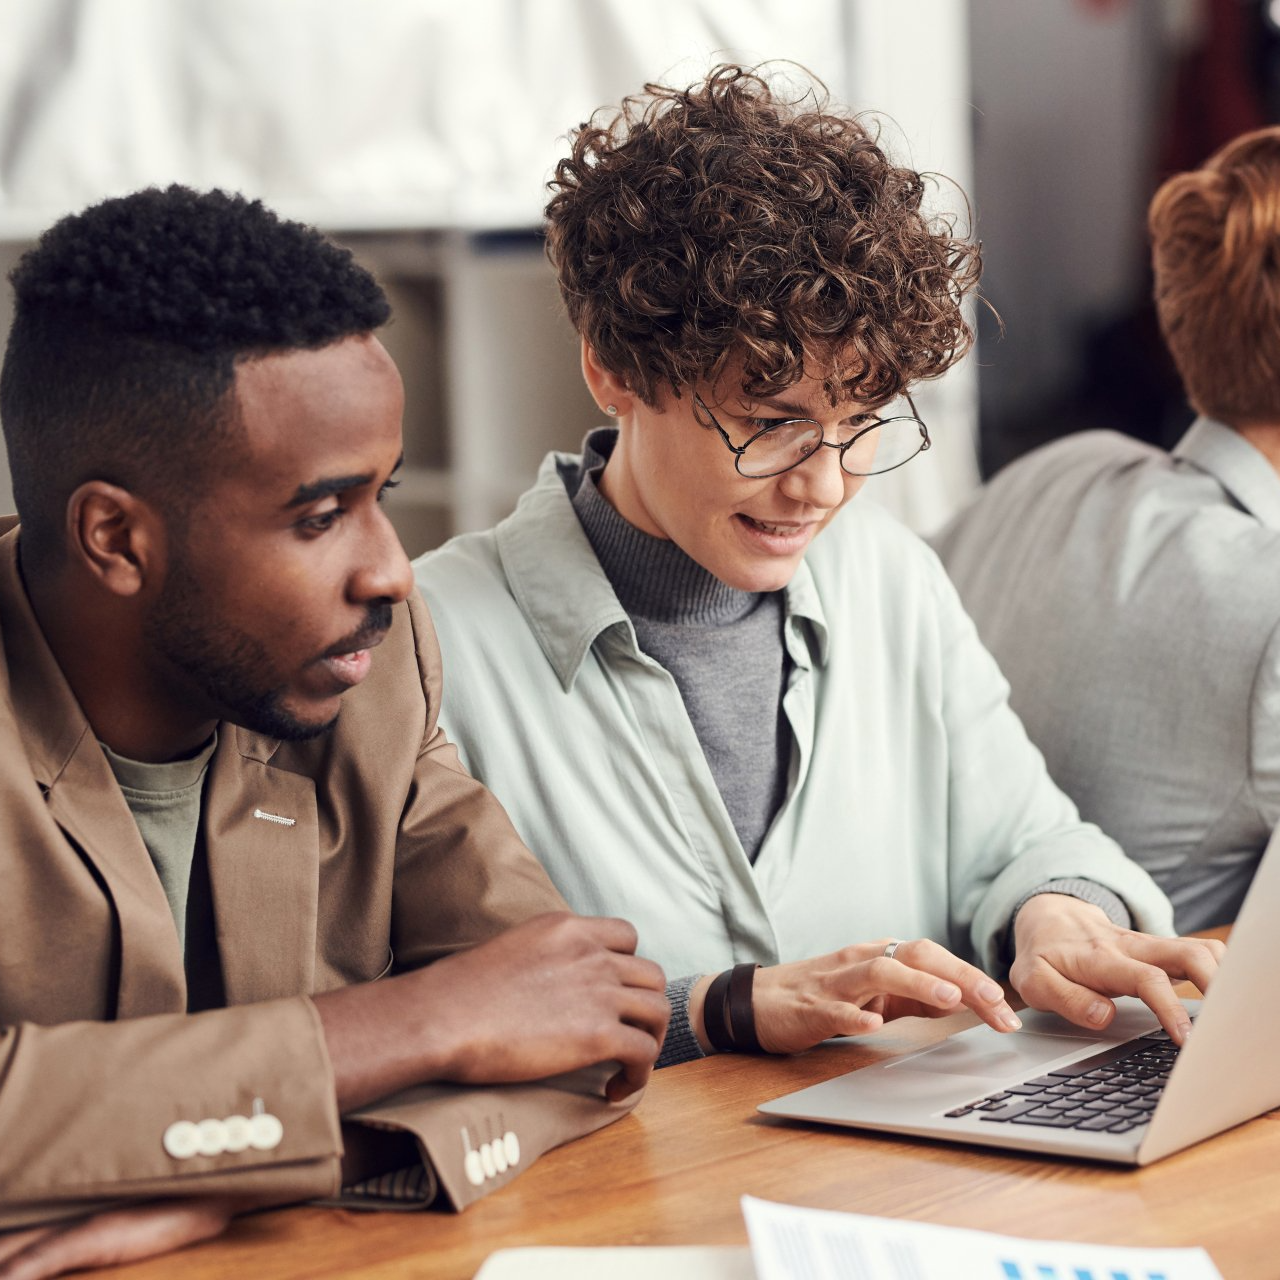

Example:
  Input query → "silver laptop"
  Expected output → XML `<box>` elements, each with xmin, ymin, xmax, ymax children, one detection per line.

<box><xmin>759</xmin><ymin>828</ymin><xmax>1280</xmax><ymax>1165</ymax></box>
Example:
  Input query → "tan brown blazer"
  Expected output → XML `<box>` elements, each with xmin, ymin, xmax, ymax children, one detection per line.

<box><xmin>0</xmin><ymin>520</ymin><xmax>633</xmax><ymax>1230</ymax></box>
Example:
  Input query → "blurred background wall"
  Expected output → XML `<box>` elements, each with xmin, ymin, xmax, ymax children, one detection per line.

<box><xmin>0</xmin><ymin>0</ymin><xmax>974</xmax><ymax>550</ymax></box>
<box><xmin>0</xmin><ymin>0</ymin><xmax>1264</xmax><ymax>552</ymax></box>
<box><xmin>973</xmin><ymin>0</ymin><xmax>1279</xmax><ymax>473</ymax></box>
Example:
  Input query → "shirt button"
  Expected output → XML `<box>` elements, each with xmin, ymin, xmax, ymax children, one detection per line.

<box><xmin>247</xmin><ymin>1112</ymin><xmax>284</xmax><ymax>1151</ymax></box>
<box><xmin>196</xmin><ymin>1119</ymin><xmax>229</xmax><ymax>1157</ymax></box>
<box><xmin>503</xmin><ymin>1131</ymin><xmax>520</xmax><ymax>1167</ymax></box>
<box><xmin>464</xmin><ymin>1149</ymin><xmax>485</xmax><ymax>1187</ymax></box>
<box><xmin>223</xmin><ymin>1115</ymin><xmax>252</xmax><ymax>1153</ymax></box>
<box><xmin>162</xmin><ymin>1120</ymin><xmax>201</xmax><ymax>1160</ymax></box>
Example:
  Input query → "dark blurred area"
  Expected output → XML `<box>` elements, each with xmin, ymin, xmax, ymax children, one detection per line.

<box><xmin>975</xmin><ymin>0</ymin><xmax>1280</xmax><ymax>477</ymax></box>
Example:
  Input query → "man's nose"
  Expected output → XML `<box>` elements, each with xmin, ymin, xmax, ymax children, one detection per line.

<box><xmin>351</xmin><ymin>509</ymin><xmax>414</xmax><ymax>605</ymax></box>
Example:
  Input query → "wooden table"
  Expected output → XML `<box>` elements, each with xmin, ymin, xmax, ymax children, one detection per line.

<box><xmin>98</xmin><ymin>957</ymin><xmax>1277</xmax><ymax>1280</ymax></box>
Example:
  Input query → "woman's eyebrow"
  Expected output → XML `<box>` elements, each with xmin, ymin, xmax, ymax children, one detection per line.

<box><xmin>738</xmin><ymin>394</ymin><xmax>816</xmax><ymax>417</ymax></box>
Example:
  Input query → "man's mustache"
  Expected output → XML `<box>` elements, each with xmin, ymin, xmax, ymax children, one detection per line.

<box><xmin>321</xmin><ymin>603</ymin><xmax>394</xmax><ymax>659</ymax></box>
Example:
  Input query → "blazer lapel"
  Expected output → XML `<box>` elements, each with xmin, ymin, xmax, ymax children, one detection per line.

<box><xmin>201</xmin><ymin>727</ymin><xmax>320</xmax><ymax>1003</ymax></box>
<box><xmin>44</xmin><ymin>732</ymin><xmax>189</xmax><ymax>1017</ymax></box>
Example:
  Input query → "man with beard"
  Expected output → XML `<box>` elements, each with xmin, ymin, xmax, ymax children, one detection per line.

<box><xmin>0</xmin><ymin>186</ymin><xmax>668</xmax><ymax>1280</ymax></box>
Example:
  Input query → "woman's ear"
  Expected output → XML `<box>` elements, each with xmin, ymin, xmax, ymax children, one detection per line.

<box><xmin>66</xmin><ymin>481</ymin><xmax>163</xmax><ymax>599</ymax></box>
<box><xmin>580</xmin><ymin>339</ymin><xmax>634</xmax><ymax>418</ymax></box>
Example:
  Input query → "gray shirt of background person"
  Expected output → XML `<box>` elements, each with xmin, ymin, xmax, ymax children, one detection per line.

<box><xmin>931</xmin><ymin>417</ymin><xmax>1280</xmax><ymax>933</ymax></box>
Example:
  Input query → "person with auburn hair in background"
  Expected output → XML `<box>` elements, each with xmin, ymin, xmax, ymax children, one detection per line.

<box><xmin>415</xmin><ymin>64</ymin><xmax>1221</xmax><ymax>1071</ymax></box>
<box><xmin>934</xmin><ymin>126</ymin><xmax>1280</xmax><ymax>934</ymax></box>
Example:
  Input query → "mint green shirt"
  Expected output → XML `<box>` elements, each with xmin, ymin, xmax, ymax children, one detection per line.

<box><xmin>415</xmin><ymin>450</ymin><xmax>1176</xmax><ymax>978</ymax></box>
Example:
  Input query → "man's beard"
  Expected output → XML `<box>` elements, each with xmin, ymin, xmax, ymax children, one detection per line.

<box><xmin>144</xmin><ymin>554</ymin><xmax>388</xmax><ymax>742</ymax></box>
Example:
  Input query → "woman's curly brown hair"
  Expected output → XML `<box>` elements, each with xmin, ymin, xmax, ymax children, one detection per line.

<box><xmin>545</xmin><ymin>63</ymin><xmax>981</xmax><ymax>408</ymax></box>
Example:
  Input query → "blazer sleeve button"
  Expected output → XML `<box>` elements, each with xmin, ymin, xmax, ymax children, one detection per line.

<box><xmin>247</xmin><ymin>1112</ymin><xmax>284</xmax><ymax>1151</ymax></box>
<box><xmin>162</xmin><ymin>1120</ymin><xmax>201</xmax><ymax>1160</ymax></box>
<box><xmin>223</xmin><ymin>1115</ymin><xmax>253</xmax><ymax>1152</ymax></box>
<box><xmin>196</xmin><ymin>1118</ymin><xmax>230</xmax><ymax>1157</ymax></box>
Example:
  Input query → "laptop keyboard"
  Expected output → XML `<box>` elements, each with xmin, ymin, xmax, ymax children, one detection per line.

<box><xmin>943</xmin><ymin>1031</ymin><xmax>1181</xmax><ymax>1135</ymax></box>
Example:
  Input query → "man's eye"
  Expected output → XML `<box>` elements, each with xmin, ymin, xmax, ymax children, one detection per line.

<box><xmin>378</xmin><ymin>477</ymin><xmax>401</xmax><ymax>504</ymax></box>
<box><xmin>746</xmin><ymin>417</ymin><xmax>790</xmax><ymax>432</ymax></box>
<box><xmin>300</xmin><ymin>508</ymin><xmax>343</xmax><ymax>534</ymax></box>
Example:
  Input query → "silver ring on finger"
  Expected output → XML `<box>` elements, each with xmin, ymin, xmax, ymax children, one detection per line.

<box><xmin>883</xmin><ymin>939</ymin><xmax>904</xmax><ymax>961</ymax></box>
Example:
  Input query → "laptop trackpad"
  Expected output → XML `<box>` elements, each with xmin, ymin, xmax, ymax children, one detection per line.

<box><xmin>885</xmin><ymin>1031</ymin><xmax>1086</xmax><ymax>1083</ymax></box>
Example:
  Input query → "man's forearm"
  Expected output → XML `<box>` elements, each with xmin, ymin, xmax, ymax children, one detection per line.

<box><xmin>312</xmin><ymin>969</ymin><xmax>453</xmax><ymax>1113</ymax></box>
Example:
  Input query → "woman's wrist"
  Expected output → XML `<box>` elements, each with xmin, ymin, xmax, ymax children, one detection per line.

<box><xmin>688</xmin><ymin>973</ymin><xmax>716</xmax><ymax>1053</ymax></box>
<box><xmin>692</xmin><ymin>964</ymin><xmax>764</xmax><ymax>1054</ymax></box>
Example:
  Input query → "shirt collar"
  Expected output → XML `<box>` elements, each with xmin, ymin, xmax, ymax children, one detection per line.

<box><xmin>494</xmin><ymin>448</ymin><xmax>633</xmax><ymax>691</ymax></box>
<box><xmin>494</xmin><ymin>433</ymin><xmax>831</xmax><ymax>689</ymax></box>
<box><xmin>1173</xmin><ymin>416</ymin><xmax>1280</xmax><ymax>529</ymax></box>
<box><xmin>783</xmin><ymin>555</ymin><xmax>830</xmax><ymax>669</ymax></box>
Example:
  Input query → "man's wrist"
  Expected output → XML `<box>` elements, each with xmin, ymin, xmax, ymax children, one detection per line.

<box><xmin>315</xmin><ymin>966</ymin><xmax>456</xmax><ymax>1111</ymax></box>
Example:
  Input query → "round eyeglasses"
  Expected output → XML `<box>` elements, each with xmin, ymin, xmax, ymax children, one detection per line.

<box><xmin>692</xmin><ymin>392</ymin><xmax>931</xmax><ymax>480</ymax></box>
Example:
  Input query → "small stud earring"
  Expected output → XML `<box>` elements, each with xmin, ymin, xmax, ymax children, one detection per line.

<box><xmin>605</xmin><ymin>403</ymin><xmax>619</xmax><ymax>416</ymax></box>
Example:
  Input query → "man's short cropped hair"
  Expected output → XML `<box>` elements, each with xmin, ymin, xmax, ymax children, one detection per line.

<box><xmin>0</xmin><ymin>185</ymin><xmax>390</xmax><ymax>564</ymax></box>
<box><xmin>1149</xmin><ymin>126</ymin><xmax>1280</xmax><ymax>425</ymax></box>
<box><xmin>544</xmin><ymin>63</ymin><xmax>980</xmax><ymax>409</ymax></box>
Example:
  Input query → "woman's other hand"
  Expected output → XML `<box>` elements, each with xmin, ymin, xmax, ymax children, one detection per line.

<box><xmin>690</xmin><ymin>938</ymin><xmax>1021</xmax><ymax>1056</ymax></box>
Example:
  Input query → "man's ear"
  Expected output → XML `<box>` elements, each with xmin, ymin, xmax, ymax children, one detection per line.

<box><xmin>580</xmin><ymin>339</ymin><xmax>634</xmax><ymax>418</ymax></box>
<box><xmin>66</xmin><ymin>481</ymin><xmax>164</xmax><ymax>598</ymax></box>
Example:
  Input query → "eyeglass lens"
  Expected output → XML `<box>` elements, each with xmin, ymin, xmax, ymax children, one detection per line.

<box><xmin>736</xmin><ymin>408</ymin><xmax>926</xmax><ymax>479</ymax></box>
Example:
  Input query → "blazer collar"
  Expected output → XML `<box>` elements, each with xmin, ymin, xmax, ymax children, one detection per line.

<box><xmin>1173</xmin><ymin>417</ymin><xmax>1280</xmax><ymax>529</ymax></box>
<box><xmin>0</xmin><ymin>523</ymin><xmax>187</xmax><ymax>1013</ymax></box>
<box><xmin>0</xmin><ymin>521</ymin><xmax>90</xmax><ymax>789</ymax></box>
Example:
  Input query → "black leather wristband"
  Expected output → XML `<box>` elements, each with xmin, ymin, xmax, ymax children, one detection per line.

<box><xmin>702</xmin><ymin>968</ymin><xmax>735</xmax><ymax>1053</ymax></box>
<box><xmin>727</xmin><ymin>962</ymin><xmax>763</xmax><ymax>1053</ymax></box>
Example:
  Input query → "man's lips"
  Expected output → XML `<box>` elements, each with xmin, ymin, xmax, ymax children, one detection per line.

<box><xmin>315</xmin><ymin>628</ymin><xmax>388</xmax><ymax>688</ymax></box>
<box><xmin>320</xmin><ymin>628</ymin><xmax>388</xmax><ymax>662</ymax></box>
<box><xmin>321</xmin><ymin>649</ymin><xmax>373</xmax><ymax>686</ymax></box>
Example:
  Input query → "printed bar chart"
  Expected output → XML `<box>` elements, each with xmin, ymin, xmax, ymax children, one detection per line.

<box><xmin>999</xmin><ymin>1263</ymin><xmax>1169</xmax><ymax>1280</ymax></box>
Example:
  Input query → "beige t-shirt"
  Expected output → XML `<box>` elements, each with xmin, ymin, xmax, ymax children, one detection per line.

<box><xmin>102</xmin><ymin>734</ymin><xmax>217</xmax><ymax>954</ymax></box>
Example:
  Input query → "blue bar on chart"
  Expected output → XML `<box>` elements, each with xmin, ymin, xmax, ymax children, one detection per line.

<box><xmin>996</xmin><ymin>1265</ymin><xmax>1170</xmax><ymax>1280</ymax></box>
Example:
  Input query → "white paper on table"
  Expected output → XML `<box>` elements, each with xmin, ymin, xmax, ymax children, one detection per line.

<box><xmin>473</xmin><ymin>1245</ymin><xmax>755</xmax><ymax>1279</ymax></box>
<box><xmin>741</xmin><ymin>1196</ymin><xmax>1223</xmax><ymax>1280</ymax></box>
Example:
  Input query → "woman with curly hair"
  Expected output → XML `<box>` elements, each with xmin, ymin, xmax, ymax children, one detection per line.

<box><xmin>415</xmin><ymin>65</ymin><xmax>1219</xmax><ymax>1066</ymax></box>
